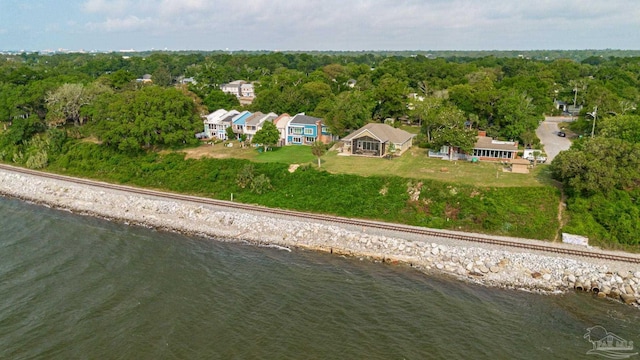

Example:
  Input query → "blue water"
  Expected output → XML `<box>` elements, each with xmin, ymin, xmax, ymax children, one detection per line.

<box><xmin>0</xmin><ymin>196</ymin><xmax>638</xmax><ymax>359</ymax></box>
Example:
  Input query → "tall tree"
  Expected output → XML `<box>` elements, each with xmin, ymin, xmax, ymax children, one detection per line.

<box><xmin>45</xmin><ymin>83</ymin><xmax>110</xmax><ymax>127</ymax></box>
<box><xmin>373</xmin><ymin>74</ymin><xmax>407</xmax><ymax>121</ymax></box>
<box><xmin>600</xmin><ymin>114</ymin><xmax>640</xmax><ymax>143</ymax></box>
<box><xmin>494</xmin><ymin>89</ymin><xmax>540</xmax><ymax>142</ymax></box>
<box><xmin>88</xmin><ymin>86</ymin><xmax>200</xmax><ymax>152</ymax></box>
<box><xmin>252</xmin><ymin>121</ymin><xmax>280</xmax><ymax>152</ymax></box>
<box><xmin>411</xmin><ymin>97</ymin><xmax>443</xmax><ymax>140</ymax></box>
<box><xmin>426</xmin><ymin>104</ymin><xmax>477</xmax><ymax>158</ymax></box>
<box><xmin>315</xmin><ymin>90</ymin><xmax>374</xmax><ymax>136</ymax></box>
<box><xmin>551</xmin><ymin>137</ymin><xmax>640</xmax><ymax>195</ymax></box>
<box><xmin>152</xmin><ymin>65</ymin><xmax>173</xmax><ymax>87</ymax></box>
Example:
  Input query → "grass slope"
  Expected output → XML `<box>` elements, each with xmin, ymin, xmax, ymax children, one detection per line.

<box><xmin>48</xmin><ymin>142</ymin><xmax>560</xmax><ymax>241</ymax></box>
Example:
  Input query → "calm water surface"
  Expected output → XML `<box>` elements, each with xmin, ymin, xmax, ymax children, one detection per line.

<box><xmin>0</xmin><ymin>197</ymin><xmax>638</xmax><ymax>359</ymax></box>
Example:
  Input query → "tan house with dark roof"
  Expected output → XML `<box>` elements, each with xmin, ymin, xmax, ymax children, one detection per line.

<box><xmin>341</xmin><ymin>123</ymin><xmax>415</xmax><ymax>157</ymax></box>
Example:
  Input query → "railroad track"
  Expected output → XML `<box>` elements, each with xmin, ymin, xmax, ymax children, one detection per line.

<box><xmin>2</xmin><ymin>163</ymin><xmax>640</xmax><ymax>265</ymax></box>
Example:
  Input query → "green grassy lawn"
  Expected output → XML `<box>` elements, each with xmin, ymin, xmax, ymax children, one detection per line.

<box><xmin>206</xmin><ymin>144</ymin><xmax>553</xmax><ymax>187</ymax></box>
<box><xmin>253</xmin><ymin>145</ymin><xmax>316</xmax><ymax>164</ymax></box>
<box><xmin>321</xmin><ymin>148</ymin><xmax>550</xmax><ymax>187</ymax></box>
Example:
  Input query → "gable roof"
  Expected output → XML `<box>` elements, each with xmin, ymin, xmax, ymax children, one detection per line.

<box><xmin>232</xmin><ymin>111</ymin><xmax>252</xmax><ymax>125</ymax></box>
<box><xmin>205</xmin><ymin>108</ymin><xmax>228</xmax><ymax>122</ymax></box>
<box><xmin>220</xmin><ymin>111</ymin><xmax>239</xmax><ymax>124</ymax></box>
<box><xmin>244</xmin><ymin>112</ymin><xmax>265</xmax><ymax>126</ymax></box>
<box><xmin>342</xmin><ymin>123</ymin><xmax>415</xmax><ymax>144</ymax></box>
<box><xmin>290</xmin><ymin>113</ymin><xmax>323</xmax><ymax>126</ymax></box>
<box><xmin>263</xmin><ymin>113</ymin><xmax>278</xmax><ymax>123</ymax></box>
<box><xmin>273</xmin><ymin>114</ymin><xmax>291</xmax><ymax>126</ymax></box>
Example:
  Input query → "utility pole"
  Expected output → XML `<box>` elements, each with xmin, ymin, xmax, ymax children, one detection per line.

<box><xmin>589</xmin><ymin>106</ymin><xmax>598</xmax><ymax>137</ymax></box>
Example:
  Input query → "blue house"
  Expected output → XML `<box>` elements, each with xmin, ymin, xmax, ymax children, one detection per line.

<box><xmin>286</xmin><ymin>114</ymin><xmax>335</xmax><ymax>145</ymax></box>
<box><xmin>231</xmin><ymin>111</ymin><xmax>252</xmax><ymax>140</ymax></box>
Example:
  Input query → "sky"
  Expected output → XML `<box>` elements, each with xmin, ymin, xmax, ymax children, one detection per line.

<box><xmin>1</xmin><ymin>0</ymin><xmax>639</xmax><ymax>52</ymax></box>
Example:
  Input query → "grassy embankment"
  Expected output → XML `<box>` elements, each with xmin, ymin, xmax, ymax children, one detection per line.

<box><xmin>44</xmin><ymin>140</ymin><xmax>560</xmax><ymax>241</ymax></box>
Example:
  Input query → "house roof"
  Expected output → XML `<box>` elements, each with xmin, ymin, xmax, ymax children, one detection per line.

<box><xmin>273</xmin><ymin>114</ymin><xmax>292</xmax><ymax>129</ymax></box>
<box><xmin>244</xmin><ymin>112</ymin><xmax>265</xmax><ymax>126</ymax></box>
<box><xmin>224</xmin><ymin>80</ymin><xmax>246</xmax><ymax>86</ymax></box>
<box><xmin>232</xmin><ymin>111</ymin><xmax>252</xmax><ymax>124</ymax></box>
<box><xmin>474</xmin><ymin>136</ymin><xmax>518</xmax><ymax>151</ymax></box>
<box><xmin>205</xmin><ymin>108</ymin><xmax>228</xmax><ymax>123</ymax></box>
<box><xmin>342</xmin><ymin>123</ymin><xmax>415</xmax><ymax>144</ymax></box>
<box><xmin>220</xmin><ymin>112</ymin><xmax>239</xmax><ymax>124</ymax></box>
<box><xmin>263</xmin><ymin>113</ymin><xmax>278</xmax><ymax>123</ymax></box>
<box><xmin>290</xmin><ymin>113</ymin><xmax>323</xmax><ymax>126</ymax></box>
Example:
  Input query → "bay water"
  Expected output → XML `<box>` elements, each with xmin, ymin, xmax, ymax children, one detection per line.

<box><xmin>0</xmin><ymin>196</ymin><xmax>638</xmax><ymax>359</ymax></box>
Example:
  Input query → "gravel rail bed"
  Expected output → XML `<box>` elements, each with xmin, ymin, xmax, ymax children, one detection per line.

<box><xmin>0</xmin><ymin>166</ymin><xmax>639</xmax><ymax>308</ymax></box>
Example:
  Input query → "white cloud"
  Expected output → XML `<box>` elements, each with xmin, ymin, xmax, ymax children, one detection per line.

<box><xmin>75</xmin><ymin>0</ymin><xmax>640</xmax><ymax>49</ymax></box>
<box><xmin>86</xmin><ymin>15</ymin><xmax>154</xmax><ymax>32</ymax></box>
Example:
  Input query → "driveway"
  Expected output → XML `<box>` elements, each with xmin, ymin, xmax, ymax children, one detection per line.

<box><xmin>536</xmin><ymin>116</ymin><xmax>573</xmax><ymax>162</ymax></box>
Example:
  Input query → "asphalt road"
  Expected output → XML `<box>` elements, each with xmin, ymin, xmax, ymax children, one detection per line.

<box><xmin>536</xmin><ymin>116</ymin><xmax>573</xmax><ymax>162</ymax></box>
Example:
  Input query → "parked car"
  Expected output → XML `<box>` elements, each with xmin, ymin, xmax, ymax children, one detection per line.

<box><xmin>523</xmin><ymin>149</ymin><xmax>547</xmax><ymax>163</ymax></box>
<box><xmin>557</xmin><ymin>131</ymin><xmax>566</xmax><ymax>137</ymax></box>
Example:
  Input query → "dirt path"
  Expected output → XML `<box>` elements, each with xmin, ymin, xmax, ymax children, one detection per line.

<box><xmin>555</xmin><ymin>190</ymin><xmax>567</xmax><ymax>242</ymax></box>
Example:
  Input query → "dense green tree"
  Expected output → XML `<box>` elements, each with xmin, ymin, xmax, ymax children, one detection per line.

<box><xmin>494</xmin><ymin>89</ymin><xmax>540</xmax><ymax>142</ymax></box>
<box><xmin>225</xmin><ymin>124</ymin><xmax>236</xmax><ymax>141</ymax></box>
<box><xmin>315</xmin><ymin>90</ymin><xmax>374</xmax><ymax>136</ymax></box>
<box><xmin>252</xmin><ymin>121</ymin><xmax>280</xmax><ymax>152</ymax></box>
<box><xmin>45</xmin><ymin>83</ymin><xmax>111</xmax><ymax>127</ymax></box>
<box><xmin>599</xmin><ymin>114</ymin><xmax>640</xmax><ymax>143</ymax></box>
<box><xmin>0</xmin><ymin>82</ymin><xmax>23</xmax><ymax>126</ymax></box>
<box><xmin>99</xmin><ymin>69</ymin><xmax>137</xmax><ymax>89</ymax></box>
<box><xmin>411</xmin><ymin>97</ymin><xmax>444</xmax><ymax>138</ymax></box>
<box><xmin>427</xmin><ymin>104</ymin><xmax>477</xmax><ymax>157</ymax></box>
<box><xmin>0</xmin><ymin>115</ymin><xmax>46</xmax><ymax>146</ymax></box>
<box><xmin>203</xmin><ymin>89</ymin><xmax>240</xmax><ymax>112</ymax></box>
<box><xmin>551</xmin><ymin>137</ymin><xmax>640</xmax><ymax>195</ymax></box>
<box><xmin>372</xmin><ymin>74</ymin><xmax>408</xmax><ymax>120</ymax></box>
<box><xmin>152</xmin><ymin>65</ymin><xmax>173</xmax><ymax>87</ymax></box>
<box><xmin>88</xmin><ymin>86</ymin><xmax>200</xmax><ymax>152</ymax></box>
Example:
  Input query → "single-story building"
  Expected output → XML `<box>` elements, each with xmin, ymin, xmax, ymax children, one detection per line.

<box><xmin>429</xmin><ymin>130</ymin><xmax>519</xmax><ymax>161</ymax></box>
<box><xmin>471</xmin><ymin>131</ymin><xmax>519</xmax><ymax>161</ymax></box>
<box><xmin>341</xmin><ymin>123</ymin><xmax>415</xmax><ymax>157</ymax></box>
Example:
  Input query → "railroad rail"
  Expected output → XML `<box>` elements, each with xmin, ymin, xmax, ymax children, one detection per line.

<box><xmin>2</xmin><ymin>163</ymin><xmax>640</xmax><ymax>264</ymax></box>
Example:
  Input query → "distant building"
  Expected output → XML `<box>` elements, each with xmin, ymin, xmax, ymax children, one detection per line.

<box><xmin>220</xmin><ymin>80</ymin><xmax>255</xmax><ymax>105</ymax></box>
<box><xmin>136</xmin><ymin>74</ymin><xmax>152</xmax><ymax>83</ymax></box>
<box><xmin>554</xmin><ymin>100</ymin><xmax>582</xmax><ymax>116</ymax></box>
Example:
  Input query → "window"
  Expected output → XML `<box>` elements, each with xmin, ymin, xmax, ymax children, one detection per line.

<box><xmin>304</xmin><ymin>128</ymin><xmax>314</xmax><ymax>135</ymax></box>
<box><xmin>358</xmin><ymin>140</ymin><xmax>379</xmax><ymax>151</ymax></box>
<box><xmin>305</xmin><ymin>136</ymin><xmax>315</xmax><ymax>143</ymax></box>
<box><xmin>292</xmin><ymin>136</ymin><xmax>302</xmax><ymax>144</ymax></box>
<box><xmin>321</xmin><ymin>126</ymin><xmax>329</xmax><ymax>134</ymax></box>
<box><xmin>290</xmin><ymin>127</ymin><xmax>303</xmax><ymax>135</ymax></box>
